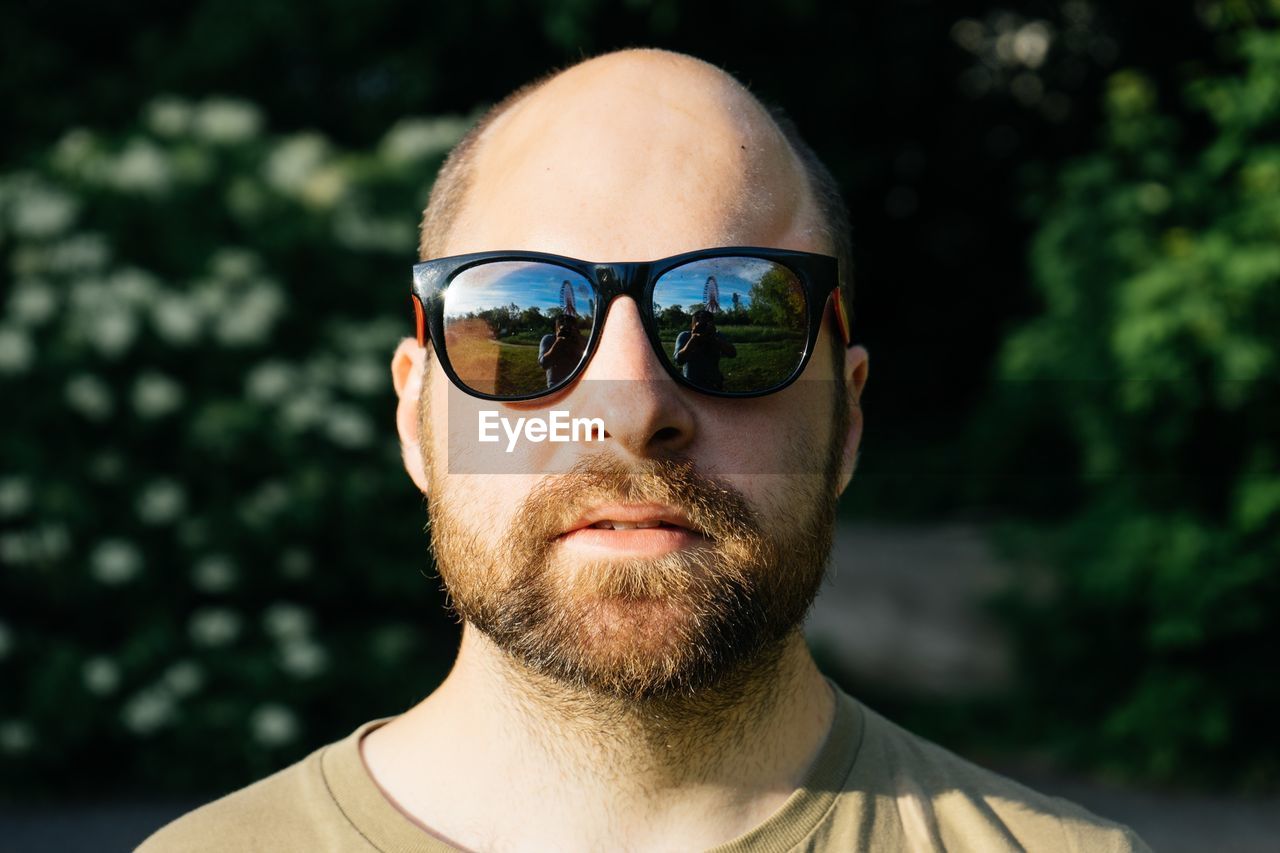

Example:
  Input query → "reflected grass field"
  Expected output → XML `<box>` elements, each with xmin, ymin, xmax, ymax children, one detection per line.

<box><xmin>447</xmin><ymin>331</ymin><xmax>806</xmax><ymax>395</ymax></box>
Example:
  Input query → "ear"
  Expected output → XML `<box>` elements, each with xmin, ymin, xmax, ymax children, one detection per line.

<box><xmin>836</xmin><ymin>344</ymin><xmax>869</xmax><ymax>496</ymax></box>
<box><xmin>391</xmin><ymin>337</ymin><xmax>431</xmax><ymax>496</ymax></box>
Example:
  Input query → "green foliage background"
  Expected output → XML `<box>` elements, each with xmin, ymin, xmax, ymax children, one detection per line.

<box><xmin>971</xmin><ymin>13</ymin><xmax>1280</xmax><ymax>789</ymax></box>
<box><xmin>0</xmin><ymin>0</ymin><xmax>1277</xmax><ymax>798</ymax></box>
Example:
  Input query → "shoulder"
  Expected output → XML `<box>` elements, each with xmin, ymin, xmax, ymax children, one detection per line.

<box><xmin>539</xmin><ymin>334</ymin><xmax>554</xmax><ymax>347</ymax></box>
<box><xmin>675</xmin><ymin>331</ymin><xmax>690</xmax><ymax>343</ymax></box>
<box><xmin>836</xmin><ymin>701</ymin><xmax>1150</xmax><ymax>852</ymax></box>
<box><xmin>135</xmin><ymin>741</ymin><xmax>365</xmax><ymax>852</ymax></box>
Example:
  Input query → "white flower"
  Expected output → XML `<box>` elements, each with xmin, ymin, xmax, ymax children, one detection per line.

<box><xmin>301</xmin><ymin>166</ymin><xmax>347</xmax><ymax>210</ymax></box>
<box><xmin>136</xmin><ymin>479</ymin><xmax>186</xmax><ymax>525</ymax></box>
<box><xmin>0</xmin><ymin>621</ymin><xmax>12</xmax><ymax>659</ymax></box>
<box><xmin>146</xmin><ymin>96</ymin><xmax>192</xmax><ymax>137</ymax></box>
<box><xmin>47</xmin><ymin>233</ymin><xmax>111</xmax><ymax>273</ymax></box>
<box><xmin>214</xmin><ymin>279</ymin><xmax>286</xmax><ymax>346</ymax></box>
<box><xmin>0</xmin><ymin>720</ymin><xmax>35</xmax><ymax>754</ymax></box>
<box><xmin>379</xmin><ymin>116</ymin><xmax>470</xmax><ymax>164</ymax></box>
<box><xmin>132</xmin><ymin>371</ymin><xmax>184</xmax><ymax>418</ymax></box>
<box><xmin>193</xmin><ymin>98</ymin><xmax>262</xmax><ymax>144</ymax></box>
<box><xmin>278</xmin><ymin>638</ymin><xmax>328</xmax><ymax>679</ymax></box>
<box><xmin>281</xmin><ymin>388</ymin><xmax>327</xmax><ymax>431</ymax></box>
<box><xmin>109</xmin><ymin>267</ymin><xmax>160</xmax><ymax>304</ymax></box>
<box><xmin>65</xmin><ymin>374</ymin><xmax>114</xmax><ymax>420</ymax></box>
<box><xmin>325</xmin><ymin>406</ymin><xmax>374</xmax><ymax>448</ymax></box>
<box><xmin>151</xmin><ymin>294</ymin><xmax>200</xmax><ymax>345</ymax></box>
<box><xmin>112</xmin><ymin>139</ymin><xmax>173</xmax><ymax>194</ymax></box>
<box><xmin>341</xmin><ymin>358</ymin><xmax>384</xmax><ymax>396</ymax></box>
<box><xmin>86</xmin><ymin>308</ymin><xmax>138</xmax><ymax>357</ymax></box>
<box><xmin>0</xmin><ymin>478</ymin><xmax>32</xmax><ymax>517</ymax></box>
<box><xmin>10</xmin><ymin>184</ymin><xmax>78</xmax><ymax>238</ymax></box>
<box><xmin>246</xmin><ymin>361</ymin><xmax>295</xmax><ymax>402</ymax></box>
<box><xmin>0</xmin><ymin>533</ymin><xmax>34</xmax><ymax>564</ymax></box>
<box><xmin>188</xmin><ymin>607</ymin><xmax>242</xmax><ymax>647</ymax></box>
<box><xmin>121</xmin><ymin>686</ymin><xmax>175</xmax><ymax>735</ymax></box>
<box><xmin>162</xmin><ymin>660</ymin><xmax>204</xmax><ymax>696</ymax></box>
<box><xmin>0</xmin><ymin>326</ymin><xmax>34</xmax><ymax>374</ymax></box>
<box><xmin>279</xmin><ymin>548</ymin><xmax>312</xmax><ymax>579</ymax></box>
<box><xmin>262</xmin><ymin>602</ymin><xmax>312</xmax><ymax>640</ymax></box>
<box><xmin>264</xmin><ymin>134</ymin><xmax>328</xmax><ymax>195</ymax></box>
<box><xmin>1012</xmin><ymin>22</ymin><xmax>1052</xmax><ymax>69</ymax></box>
<box><xmin>332</xmin><ymin>206</ymin><xmax>416</xmax><ymax>252</ymax></box>
<box><xmin>192</xmin><ymin>554</ymin><xmax>237</xmax><ymax>594</ymax></box>
<box><xmin>249</xmin><ymin>703</ymin><xmax>299</xmax><ymax>747</ymax></box>
<box><xmin>83</xmin><ymin>656</ymin><xmax>121</xmax><ymax>695</ymax></box>
<box><xmin>51</xmin><ymin>129</ymin><xmax>100</xmax><ymax>177</ymax></box>
<box><xmin>210</xmin><ymin>248</ymin><xmax>259</xmax><ymax>281</ymax></box>
<box><xmin>8</xmin><ymin>280</ymin><xmax>58</xmax><ymax>326</ymax></box>
<box><xmin>90</xmin><ymin>539</ymin><xmax>143</xmax><ymax>585</ymax></box>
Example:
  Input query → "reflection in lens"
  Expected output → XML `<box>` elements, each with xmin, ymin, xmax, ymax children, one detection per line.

<box><xmin>443</xmin><ymin>262</ymin><xmax>593</xmax><ymax>396</ymax></box>
<box><xmin>653</xmin><ymin>258</ymin><xmax>808</xmax><ymax>393</ymax></box>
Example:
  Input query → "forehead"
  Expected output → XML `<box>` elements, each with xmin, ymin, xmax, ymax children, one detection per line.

<box><xmin>442</xmin><ymin>54</ymin><xmax>826</xmax><ymax>262</ymax></box>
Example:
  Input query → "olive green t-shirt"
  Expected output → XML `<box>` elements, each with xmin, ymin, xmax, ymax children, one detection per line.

<box><xmin>137</xmin><ymin>683</ymin><xmax>1149</xmax><ymax>852</ymax></box>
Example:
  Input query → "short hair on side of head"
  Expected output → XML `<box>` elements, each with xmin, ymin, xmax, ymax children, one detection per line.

<box><xmin>760</xmin><ymin>102</ymin><xmax>856</xmax><ymax>338</ymax></box>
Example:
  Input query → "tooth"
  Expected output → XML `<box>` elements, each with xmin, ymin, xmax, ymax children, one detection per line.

<box><xmin>635</xmin><ymin>521</ymin><xmax>660</xmax><ymax>528</ymax></box>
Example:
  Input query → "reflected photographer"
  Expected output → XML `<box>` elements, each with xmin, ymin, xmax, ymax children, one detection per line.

<box><xmin>673</xmin><ymin>308</ymin><xmax>737</xmax><ymax>392</ymax></box>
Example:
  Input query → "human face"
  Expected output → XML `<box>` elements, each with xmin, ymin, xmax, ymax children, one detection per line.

<box><xmin>391</xmin><ymin>52</ymin><xmax>868</xmax><ymax>699</ymax></box>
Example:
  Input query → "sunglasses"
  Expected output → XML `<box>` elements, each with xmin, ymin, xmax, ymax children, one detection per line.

<box><xmin>411</xmin><ymin>246</ymin><xmax>853</xmax><ymax>401</ymax></box>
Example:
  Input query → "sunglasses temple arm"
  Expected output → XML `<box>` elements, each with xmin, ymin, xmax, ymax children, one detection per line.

<box><xmin>832</xmin><ymin>288</ymin><xmax>853</xmax><ymax>347</ymax></box>
<box><xmin>413</xmin><ymin>296</ymin><xmax>426</xmax><ymax>346</ymax></box>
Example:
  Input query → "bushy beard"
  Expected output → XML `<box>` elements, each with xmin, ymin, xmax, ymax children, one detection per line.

<box><xmin>427</xmin><ymin>450</ymin><xmax>841</xmax><ymax>704</ymax></box>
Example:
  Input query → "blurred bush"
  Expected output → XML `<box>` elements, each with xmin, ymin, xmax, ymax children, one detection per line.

<box><xmin>974</xmin><ymin>9</ymin><xmax>1280</xmax><ymax>790</ymax></box>
<box><xmin>0</xmin><ymin>97</ymin><xmax>470</xmax><ymax>797</ymax></box>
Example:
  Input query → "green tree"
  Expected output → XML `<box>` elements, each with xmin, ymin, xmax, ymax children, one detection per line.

<box><xmin>979</xmin><ymin>8</ymin><xmax>1280</xmax><ymax>789</ymax></box>
<box><xmin>747</xmin><ymin>268</ymin><xmax>805</xmax><ymax>329</ymax></box>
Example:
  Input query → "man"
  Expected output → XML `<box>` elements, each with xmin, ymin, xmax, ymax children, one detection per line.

<box><xmin>140</xmin><ymin>48</ymin><xmax>1148</xmax><ymax>851</ymax></box>
<box><xmin>673</xmin><ymin>309</ymin><xmax>736</xmax><ymax>391</ymax></box>
<box><xmin>538</xmin><ymin>313</ymin><xmax>587</xmax><ymax>388</ymax></box>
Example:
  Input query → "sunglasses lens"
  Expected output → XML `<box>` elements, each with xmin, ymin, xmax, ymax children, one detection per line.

<box><xmin>652</xmin><ymin>258</ymin><xmax>809</xmax><ymax>393</ymax></box>
<box><xmin>443</xmin><ymin>261</ymin><xmax>594</xmax><ymax>397</ymax></box>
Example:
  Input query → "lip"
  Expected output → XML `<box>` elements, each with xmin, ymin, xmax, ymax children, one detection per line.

<box><xmin>559</xmin><ymin>503</ymin><xmax>703</xmax><ymax>537</ymax></box>
<box><xmin>555</xmin><ymin>503</ymin><xmax>708</xmax><ymax>557</ymax></box>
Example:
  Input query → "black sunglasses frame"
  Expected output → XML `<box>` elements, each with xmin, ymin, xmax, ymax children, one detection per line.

<box><xmin>411</xmin><ymin>246</ymin><xmax>852</xmax><ymax>402</ymax></box>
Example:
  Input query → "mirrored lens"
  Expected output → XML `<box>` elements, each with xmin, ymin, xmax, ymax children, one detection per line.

<box><xmin>442</xmin><ymin>261</ymin><xmax>594</xmax><ymax>397</ymax></box>
<box><xmin>652</xmin><ymin>258</ymin><xmax>809</xmax><ymax>393</ymax></box>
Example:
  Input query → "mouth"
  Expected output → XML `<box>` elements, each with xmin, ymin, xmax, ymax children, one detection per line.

<box><xmin>556</xmin><ymin>504</ymin><xmax>708</xmax><ymax>556</ymax></box>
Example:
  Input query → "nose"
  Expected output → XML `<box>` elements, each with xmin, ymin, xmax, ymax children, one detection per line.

<box><xmin>576</xmin><ymin>295</ymin><xmax>697</xmax><ymax>459</ymax></box>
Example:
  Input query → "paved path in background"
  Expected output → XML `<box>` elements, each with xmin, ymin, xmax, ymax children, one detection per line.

<box><xmin>2</xmin><ymin>523</ymin><xmax>1277</xmax><ymax>851</ymax></box>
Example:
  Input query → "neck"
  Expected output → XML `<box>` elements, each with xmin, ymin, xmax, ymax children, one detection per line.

<box><xmin>363</xmin><ymin>625</ymin><xmax>837</xmax><ymax>849</ymax></box>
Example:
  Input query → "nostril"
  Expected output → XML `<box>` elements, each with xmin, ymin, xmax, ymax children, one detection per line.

<box><xmin>653</xmin><ymin>426</ymin><xmax>682</xmax><ymax>443</ymax></box>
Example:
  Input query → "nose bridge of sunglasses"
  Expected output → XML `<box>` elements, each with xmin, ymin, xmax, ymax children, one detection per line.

<box><xmin>585</xmin><ymin>263</ymin><xmax>638</xmax><ymax>319</ymax></box>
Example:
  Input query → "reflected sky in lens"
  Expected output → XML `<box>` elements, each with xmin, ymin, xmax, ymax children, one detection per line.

<box><xmin>445</xmin><ymin>263</ymin><xmax>593</xmax><ymax>318</ymax></box>
<box><xmin>652</xmin><ymin>258</ymin><xmax>779</xmax><ymax>310</ymax></box>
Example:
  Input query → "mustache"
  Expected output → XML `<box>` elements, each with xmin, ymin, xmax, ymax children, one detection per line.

<box><xmin>511</xmin><ymin>453</ymin><xmax>763</xmax><ymax>549</ymax></box>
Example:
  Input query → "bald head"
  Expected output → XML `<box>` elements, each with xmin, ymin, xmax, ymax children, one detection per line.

<box><xmin>419</xmin><ymin>48</ymin><xmax>853</xmax><ymax>312</ymax></box>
